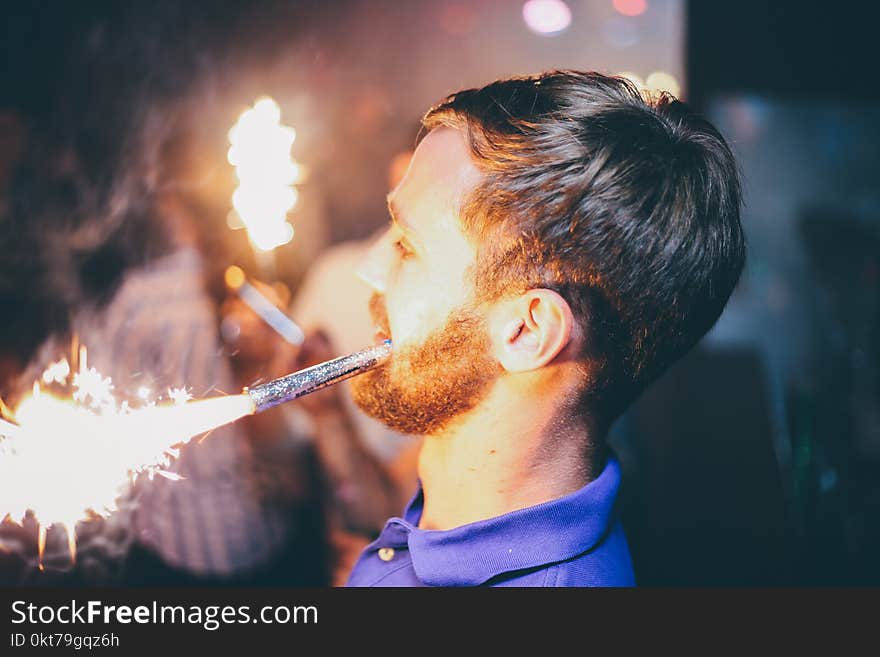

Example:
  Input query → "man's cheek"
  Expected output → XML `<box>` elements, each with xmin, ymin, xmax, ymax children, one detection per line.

<box><xmin>389</xmin><ymin>297</ymin><xmax>433</xmax><ymax>347</ymax></box>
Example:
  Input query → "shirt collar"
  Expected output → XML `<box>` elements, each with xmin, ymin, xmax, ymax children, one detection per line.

<box><xmin>395</xmin><ymin>458</ymin><xmax>621</xmax><ymax>586</ymax></box>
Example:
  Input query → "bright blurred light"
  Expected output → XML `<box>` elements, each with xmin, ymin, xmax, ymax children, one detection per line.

<box><xmin>522</xmin><ymin>0</ymin><xmax>572</xmax><ymax>35</ymax></box>
<box><xmin>613</xmin><ymin>0</ymin><xmax>647</xmax><ymax>17</ymax></box>
<box><xmin>227</xmin><ymin>97</ymin><xmax>299</xmax><ymax>252</ymax></box>
<box><xmin>646</xmin><ymin>70</ymin><xmax>681</xmax><ymax>98</ymax></box>
<box><xmin>42</xmin><ymin>359</ymin><xmax>70</xmax><ymax>386</ymax></box>
<box><xmin>167</xmin><ymin>387</ymin><xmax>193</xmax><ymax>405</ymax></box>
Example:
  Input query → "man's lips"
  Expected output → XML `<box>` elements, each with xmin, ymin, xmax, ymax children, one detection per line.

<box><xmin>374</xmin><ymin>326</ymin><xmax>391</xmax><ymax>344</ymax></box>
<box><xmin>368</xmin><ymin>293</ymin><xmax>392</xmax><ymax>345</ymax></box>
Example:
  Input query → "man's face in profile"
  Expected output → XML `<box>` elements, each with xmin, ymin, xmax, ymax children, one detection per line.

<box><xmin>351</xmin><ymin>128</ymin><xmax>502</xmax><ymax>435</ymax></box>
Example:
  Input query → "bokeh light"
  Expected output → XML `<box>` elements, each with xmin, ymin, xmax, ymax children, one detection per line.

<box><xmin>613</xmin><ymin>0</ymin><xmax>647</xmax><ymax>17</ymax></box>
<box><xmin>646</xmin><ymin>70</ymin><xmax>681</xmax><ymax>98</ymax></box>
<box><xmin>522</xmin><ymin>0</ymin><xmax>572</xmax><ymax>35</ymax></box>
<box><xmin>227</xmin><ymin>97</ymin><xmax>300</xmax><ymax>252</ymax></box>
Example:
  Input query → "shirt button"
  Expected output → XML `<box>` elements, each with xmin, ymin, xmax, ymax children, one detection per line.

<box><xmin>378</xmin><ymin>547</ymin><xmax>396</xmax><ymax>562</ymax></box>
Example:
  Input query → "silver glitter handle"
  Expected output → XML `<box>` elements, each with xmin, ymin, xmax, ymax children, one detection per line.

<box><xmin>246</xmin><ymin>340</ymin><xmax>392</xmax><ymax>413</ymax></box>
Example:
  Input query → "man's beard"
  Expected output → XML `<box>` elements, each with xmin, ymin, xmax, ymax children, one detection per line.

<box><xmin>351</xmin><ymin>294</ymin><xmax>501</xmax><ymax>436</ymax></box>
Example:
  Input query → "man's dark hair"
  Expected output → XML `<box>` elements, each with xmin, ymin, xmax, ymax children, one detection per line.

<box><xmin>423</xmin><ymin>70</ymin><xmax>745</xmax><ymax>421</ymax></box>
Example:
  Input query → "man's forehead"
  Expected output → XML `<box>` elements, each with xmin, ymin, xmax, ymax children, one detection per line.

<box><xmin>393</xmin><ymin>127</ymin><xmax>480</xmax><ymax>213</ymax></box>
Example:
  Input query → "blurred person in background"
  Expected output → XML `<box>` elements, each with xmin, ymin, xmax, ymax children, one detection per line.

<box><xmin>121</xmin><ymin>107</ymin><xmax>331</xmax><ymax>586</ymax></box>
<box><xmin>0</xmin><ymin>99</ymin><xmax>304</xmax><ymax>586</ymax></box>
<box><xmin>0</xmin><ymin>9</ymin><xmax>327</xmax><ymax>585</ymax></box>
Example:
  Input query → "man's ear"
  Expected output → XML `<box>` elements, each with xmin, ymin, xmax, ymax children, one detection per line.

<box><xmin>491</xmin><ymin>289</ymin><xmax>575</xmax><ymax>373</ymax></box>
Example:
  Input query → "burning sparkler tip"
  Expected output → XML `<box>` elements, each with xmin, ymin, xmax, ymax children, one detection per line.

<box><xmin>228</xmin><ymin>95</ymin><xmax>300</xmax><ymax>254</ymax></box>
<box><xmin>3</xmin><ymin>349</ymin><xmax>260</xmax><ymax>565</ymax></box>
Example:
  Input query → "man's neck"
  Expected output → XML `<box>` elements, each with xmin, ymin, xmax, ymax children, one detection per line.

<box><xmin>415</xmin><ymin>382</ymin><xmax>601</xmax><ymax>531</ymax></box>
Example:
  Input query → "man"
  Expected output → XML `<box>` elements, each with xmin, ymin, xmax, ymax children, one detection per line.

<box><xmin>345</xmin><ymin>71</ymin><xmax>745</xmax><ymax>587</ymax></box>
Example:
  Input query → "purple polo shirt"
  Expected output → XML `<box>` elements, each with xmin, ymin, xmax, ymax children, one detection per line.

<box><xmin>346</xmin><ymin>458</ymin><xmax>635</xmax><ymax>587</ymax></box>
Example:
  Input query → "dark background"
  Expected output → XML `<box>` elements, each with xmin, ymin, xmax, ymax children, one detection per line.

<box><xmin>1</xmin><ymin>0</ymin><xmax>878</xmax><ymax>585</ymax></box>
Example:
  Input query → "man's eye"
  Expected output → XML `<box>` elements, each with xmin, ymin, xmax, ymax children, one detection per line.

<box><xmin>393</xmin><ymin>239</ymin><xmax>413</xmax><ymax>258</ymax></box>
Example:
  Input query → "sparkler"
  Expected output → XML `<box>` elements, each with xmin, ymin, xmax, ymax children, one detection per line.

<box><xmin>0</xmin><ymin>340</ymin><xmax>391</xmax><ymax>570</ymax></box>
<box><xmin>0</xmin><ymin>348</ymin><xmax>253</xmax><ymax>569</ymax></box>
<box><xmin>227</xmin><ymin>96</ymin><xmax>301</xmax><ymax>278</ymax></box>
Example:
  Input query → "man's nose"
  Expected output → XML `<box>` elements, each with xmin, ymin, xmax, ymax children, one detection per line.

<box><xmin>355</xmin><ymin>230</ymin><xmax>391</xmax><ymax>294</ymax></box>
